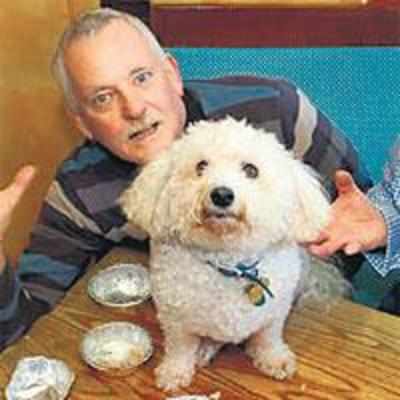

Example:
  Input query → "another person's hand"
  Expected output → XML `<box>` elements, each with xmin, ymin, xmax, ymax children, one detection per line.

<box><xmin>0</xmin><ymin>166</ymin><xmax>36</xmax><ymax>269</ymax></box>
<box><xmin>307</xmin><ymin>170</ymin><xmax>387</xmax><ymax>258</ymax></box>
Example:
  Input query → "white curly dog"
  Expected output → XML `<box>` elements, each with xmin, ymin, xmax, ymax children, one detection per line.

<box><xmin>121</xmin><ymin>117</ymin><xmax>336</xmax><ymax>391</ymax></box>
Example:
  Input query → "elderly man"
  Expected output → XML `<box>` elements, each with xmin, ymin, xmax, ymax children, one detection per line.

<box><xmin>0</xmin><ymin>8</ymin><xmax>372</xmax><ymax>351</ymax></box>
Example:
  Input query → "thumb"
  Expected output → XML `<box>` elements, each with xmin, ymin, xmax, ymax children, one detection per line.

<box><xmin>5</xmin><ymin>165</ymin><xmax>37</xmax><ymax>205</ymax></box>
<box><xmin>343</xmin><ymin>241</ymin><xmax>362</xmax><ymax>255</ymax></box>
<box><xmin>334</xmin><ymin>170</ymin><xmax>358</xmax><ymax>196</ymax></box>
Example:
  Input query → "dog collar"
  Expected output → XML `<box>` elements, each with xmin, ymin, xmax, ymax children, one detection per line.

<box><xmin>207</xmin><ymin>259</ymin><xmax>274</xmax><ymax>306</ymax></box>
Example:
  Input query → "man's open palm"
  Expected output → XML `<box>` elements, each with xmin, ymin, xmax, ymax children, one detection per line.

<box><xmin>308</xmin><ymin>170</ymin><xmax>387</xmax><ymax>257</ymax></box>
<box><xmin>0</xmin><ymin>166</ymin><xmax>36</xmax><ymax>240</ymax></box>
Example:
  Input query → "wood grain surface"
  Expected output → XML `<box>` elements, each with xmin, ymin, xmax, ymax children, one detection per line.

<box><xmin>1</xmin><ymin>248</ymin><xmax>400</xmax><ymax>399</ymax></box>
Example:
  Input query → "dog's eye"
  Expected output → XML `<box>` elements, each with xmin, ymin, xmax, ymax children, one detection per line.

<box><xmin>242</xmin><ymin>162</ymin><xmax>259</xmax><ymax>179</ymax></box>
<box><xmin>196</xmin><ymin>160</ymin><xmax>209</xmax><ymax>176</ymax></box>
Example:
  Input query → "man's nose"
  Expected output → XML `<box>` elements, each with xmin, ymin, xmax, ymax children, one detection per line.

<box><xmin>121</xmin><ymin>93</ymin><xmax>146</xmax><ymax>119</ymax></box>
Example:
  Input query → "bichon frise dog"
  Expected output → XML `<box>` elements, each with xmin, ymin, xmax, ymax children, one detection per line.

<box><xmin>120</xmin><ymin>117</ymin><xmax>338</xmax><ymax>391</ymax></box>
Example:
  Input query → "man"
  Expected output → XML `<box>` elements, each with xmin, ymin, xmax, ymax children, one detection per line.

<box><xmin>309</xmin><ymin>138</ymin><xmax>400</xmax><ymax>314</ymax></box>
<box><xmin>0</xmin><ymin>8</ymin><xmax>372</xmax><ymax>351</ymax></box>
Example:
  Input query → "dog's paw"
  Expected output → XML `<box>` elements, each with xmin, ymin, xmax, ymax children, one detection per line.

<box><xmin>155</xmin><ymin>359</ymin><xmax>195</xmax><ymax>391</ymax></box>
<box><xmin>252</xmin><ymin>344</ymin><xmax>296</xmax><ymax>380</ymax></box>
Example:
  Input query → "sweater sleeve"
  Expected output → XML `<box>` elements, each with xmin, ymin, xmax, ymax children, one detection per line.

<box><xmin>0</xmin><ymin>177</ymin><xmax>113</xmax><ymax>351</ymax></box>
<box><xmin>364</xmin><ymin>136</ymin><xmax>400</xmax><ymax>277</ymax></box>
<box><xmin>278</xmin><ymin>80</ymin><xmax>373</xmax><ymax>197</ymax></box>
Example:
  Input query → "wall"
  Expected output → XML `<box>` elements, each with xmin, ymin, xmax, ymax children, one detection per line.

<box><xmin>0</xmin><ymin>0</ymin><xmax>99</xmax><ymax>263</ymax></box>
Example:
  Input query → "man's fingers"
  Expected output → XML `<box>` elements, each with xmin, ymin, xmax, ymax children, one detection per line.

<box><xmin>308</xmin><ymin>241</ymin><xmax>337</xmax><ymax>258</ymax></box>
<box><xmin>343</xmin><ymin>241</ymin><xmax>362</xmax><ymax>256</ymax></box>
<box><xmin>334</xmin><ymin>170</ymin><xmax>357</xmax><ymax>195</ymax></box>
<box><xmin>308</xmin><ymin>234</ymin><xmax>351</xmax><ymax>258</ymax></box>
<box><xmin>4</xmin><ymin>165</ymin><xmax>36</xmax><ymax>204</ymax></box>
<box><xmin>15</xmin><ymin>165</ymin><xmax>36</xmax><ymax>187</ymax></box>
<box><xmin>309</xmin><ymin>230</ymin><xmax>329</xmax><ymax>245</ymax></box>
<box><xmin>308</xmin><ymin>245</ymin><xmax>331</xmax><ymax>258</ymax></box>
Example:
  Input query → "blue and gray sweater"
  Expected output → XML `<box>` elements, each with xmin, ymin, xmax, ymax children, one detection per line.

<box><xmin>0</xmin><ymin>76</ymin><xmax>372</xmax><ymax>350</ymax></box>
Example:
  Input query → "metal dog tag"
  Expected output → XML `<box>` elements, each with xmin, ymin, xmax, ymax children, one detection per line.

<box><xmin>245</xmin><ymin>283</ymin><xmax>266</xmax><ymax>306</ymax></box>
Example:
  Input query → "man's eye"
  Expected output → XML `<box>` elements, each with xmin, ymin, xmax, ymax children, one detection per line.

<box><xmin>133</xmin><ymin>71</ymin><xmax>153</xmax><ymax>85</ymax></box>
<box><xmin>92</xmin><ymin>93</ymin><xmax>113</xmax><ymax>108</ymax></box>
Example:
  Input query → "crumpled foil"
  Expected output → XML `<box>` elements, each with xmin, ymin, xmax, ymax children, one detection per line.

<box><xmin>166</xmin><ymin>392</ymin><xmax>221</xmax><ymax>400</ymax></box>
<box><xmin>5</xmin><ymin>356</ymin><xmax>75</xmax><ymax>400</ymax></box>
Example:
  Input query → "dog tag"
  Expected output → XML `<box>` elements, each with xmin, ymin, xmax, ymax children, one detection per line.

<box><xmin>245</xmin><ymin>283</ymin><xmax>265</xmax><ymax>306</ymax></box>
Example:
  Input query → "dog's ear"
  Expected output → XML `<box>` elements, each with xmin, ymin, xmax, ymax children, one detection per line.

<box><xmin>119</xmin><ymin>151</ymin><xmax>173</xmax><ymax>235</ymax></box>
<box><xmin>291</xmin><ymin>161</ymin><xmax>331</xmax><ymax>243</ymax></box>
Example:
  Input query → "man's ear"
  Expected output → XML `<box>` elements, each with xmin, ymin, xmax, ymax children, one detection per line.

<box><xmin>67</xmin><ymin>109</ymin><xmax>93</xmax><ymax>140</ymax></box>
<box><xmin>164</xmin><ymin>54</ymin><xmax>184</xmax><ymax>96</ymax></box>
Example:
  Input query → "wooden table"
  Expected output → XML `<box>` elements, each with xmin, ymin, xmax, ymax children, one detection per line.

<box><xmin>1</xmin><ymin>247</ymin><xmax>400</xmax><ymax>399</ymax></box>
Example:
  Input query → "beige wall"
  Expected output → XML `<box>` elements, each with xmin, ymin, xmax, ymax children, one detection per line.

<box><xmin>0</xmin><ymin>0</ymin><xmax>99</xmax><ymax>263</ymax></box>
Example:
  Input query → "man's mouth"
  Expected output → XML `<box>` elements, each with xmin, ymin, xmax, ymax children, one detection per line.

<box><xmin>128</xmin><ymin>122</ymin><xmax>160</xmax><ymax>142</ymax></box>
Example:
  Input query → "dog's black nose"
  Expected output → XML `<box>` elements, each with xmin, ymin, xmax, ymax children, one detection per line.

<box><xmin>210</xmin><ymin>186</ymin><xmax>234</xmax><ymax>208</ymax></box>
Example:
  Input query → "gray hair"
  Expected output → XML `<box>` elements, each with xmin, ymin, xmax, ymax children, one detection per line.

<box><xmin>51</xmin><ymin>8</ymin><xmax>166</xmax><ymax>112</ymax></box>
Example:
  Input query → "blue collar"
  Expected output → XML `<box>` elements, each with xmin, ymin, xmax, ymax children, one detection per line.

<box><xmin>207</xmin><ymin>259</ymin><xmax>274</xmax><ymax>299</ymax></box>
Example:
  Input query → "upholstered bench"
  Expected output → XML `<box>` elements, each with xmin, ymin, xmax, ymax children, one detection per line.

<box><xmin>170</xmin><ymin>46</ymin><xmax>400</xmax><ymax>181</ymax></box>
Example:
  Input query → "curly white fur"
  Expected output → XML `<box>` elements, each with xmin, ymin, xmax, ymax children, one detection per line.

<box><xmin>120</xmin><ymin>117</ymin><xmax>337</xmax><ymax>391</ymax></box>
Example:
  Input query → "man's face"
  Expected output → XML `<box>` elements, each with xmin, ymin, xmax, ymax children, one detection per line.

<box><xmin>64</xmin><ymin>20</ymin><xmax>186</xmax><ymax>164</ymax></box>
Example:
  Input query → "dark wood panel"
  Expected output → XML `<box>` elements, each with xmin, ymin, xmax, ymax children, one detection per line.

<box><xmin>102</xmin><ymin>0</ymin><xmax>400</xmax><ymax>47</ymax></box>
<box><xmin>150</xmin><ymin>3</ymin><xmax>400</xmax><ymax>47</ymax></box>
<box><xmin>102</xmin><ymin>0</ymin><xmax>151</xmax><ymax>25</ymax></box>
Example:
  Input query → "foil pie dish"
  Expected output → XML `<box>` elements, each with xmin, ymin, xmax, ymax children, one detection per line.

<box><xmin>80</xmin><ymin>321</ymin><xmax>153</xmax><ymax>376</ymax></box>
<box><xmin>88</xmin><ymin>263</ymin><xmax>151</xmax><ymax>307</ymax></box>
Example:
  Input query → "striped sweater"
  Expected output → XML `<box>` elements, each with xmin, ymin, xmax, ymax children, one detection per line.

<box><xmin>0</xmin><ymin>76</ymin><xmax>372</xmax><ymax>350</ymax></box>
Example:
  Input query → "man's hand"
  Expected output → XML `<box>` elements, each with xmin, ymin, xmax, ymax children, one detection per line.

<box><xmin>0</xmin><ymin>165</ymin><xmax>36</xmax><ymax>240</ymax></box>
<box><xmin>307</xmin><ymin>170</ymin><xmax>387</xmax><ymax>258</ymax></box>
<box><xmin>0</xmin><ymin>166</ymin><xmax>36</xmax><ymax>270</ymax></box>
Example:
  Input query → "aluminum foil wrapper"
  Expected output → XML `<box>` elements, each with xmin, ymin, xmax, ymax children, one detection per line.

<box><xmin>80</xmin><ymin>321</ymin><xmax>153</xmax><ymax>376</ymax></box>
<box><xmin>166</xmin><ymin>393</ymin><xmax>221</xmax><ymax>400</ymax></box>
<box><xmin>88</xmin><ymin>263</ymin><xmax>151</xmax><ymax>307</ymax></box>
<box><xmin>5</xmin><ymin>356</ymin><xmax>75</xmax><ymax>400</ymax></box>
